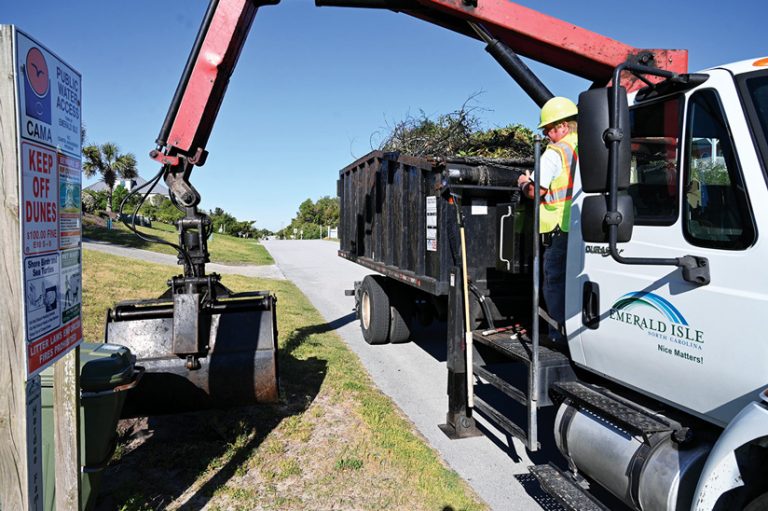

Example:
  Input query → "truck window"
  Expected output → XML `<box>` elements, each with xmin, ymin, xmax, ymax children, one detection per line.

<box><xmin>628</xmin><ymin>97</ymin><xmax>682</xmax><ymax>225</ymax></box>
<box><xmin>683</xmin><ymin>89</ymin><xmax>755</xmax><ymax>249</ymax></box>
<box><xmin>737</xmin><ymin>70</ymin><xmax>768</xmax><ymax>187</ymax></box>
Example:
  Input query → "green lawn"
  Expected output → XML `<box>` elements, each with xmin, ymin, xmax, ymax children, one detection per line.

<box><xmin>83</xmin><ymin>249</ymin><xmax>486</xmax><ymax>511</ymax></box>
<box><xmin>83</xmin><ymin>220</ymin><xmax>273</xmax><ymax>265</ymax></box>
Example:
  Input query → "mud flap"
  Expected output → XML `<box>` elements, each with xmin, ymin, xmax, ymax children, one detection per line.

<box><xmin>106</xmin><ymin>292</ymin><xmax>279</xmax><ymax>417</ymax></box>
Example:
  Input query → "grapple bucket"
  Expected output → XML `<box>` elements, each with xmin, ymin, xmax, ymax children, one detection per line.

<box><xmin>105</xmin><ymin>291</ymin><xmax>279</xmax><ymax>417</ymax></box>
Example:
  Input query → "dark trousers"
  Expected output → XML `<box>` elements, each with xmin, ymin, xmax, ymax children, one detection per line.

<box><xmin>543</xmin><ymin>232</ymin><xmax>567</xmax><ymax>341</ymax></box>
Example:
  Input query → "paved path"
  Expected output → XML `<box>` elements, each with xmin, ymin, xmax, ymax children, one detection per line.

<box><xmin>82</xmin><ymin>239</ymin><xmax>286</xmax><ymax>280</ymax></box>
<box><xmin>262</xmin><ymin>239</ymin><xmax>559</xmax><ymax>511</ymax></box>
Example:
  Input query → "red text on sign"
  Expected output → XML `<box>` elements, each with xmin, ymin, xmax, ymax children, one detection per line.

<box><xmin>27</xmin><ymin>147</ymin><xmax>53</xmax><ymax>175</ymax></box>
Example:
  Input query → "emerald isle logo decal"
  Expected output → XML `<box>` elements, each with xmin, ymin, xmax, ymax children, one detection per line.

<box><xmin>612</xmin><ymin>292</ymin><xmax>688</xmax><ymax>325</ymax></box>
<box><xmin>609</xmin><ymin>292</ymin><xmax>704</xmax><ymax>365</ymax></box>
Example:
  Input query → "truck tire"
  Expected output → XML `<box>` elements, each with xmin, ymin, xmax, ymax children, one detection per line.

<box><xmin>389</xmin><ymin>299</ymin><xmax>412</xmax><ymax>344</ymax></box>
<box><xmin>360</xmin><ymin>275</ymin><xmax>390</xmax><ymax>344</ymax></box>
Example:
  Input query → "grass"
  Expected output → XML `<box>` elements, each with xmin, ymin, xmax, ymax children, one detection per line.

<box><xmin>82</xmin><ymin>217</ymin><xmax>273</xmax><ymax>266</ymax></box>
<box><xmin>84</xmin><ymin>249</ymin><xmax>486</xmax><ymax>511</ymax></box>
<box><xmin>335</xmin><ymin>457</ymin><xmax>364</xmax><ymax>471</ymax></box>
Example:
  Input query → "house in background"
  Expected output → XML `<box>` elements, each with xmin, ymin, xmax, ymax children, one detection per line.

<box><xmin>83</xmin><ymin>176</ymin><xmax>170</xmax><ymax>205</ymax></box>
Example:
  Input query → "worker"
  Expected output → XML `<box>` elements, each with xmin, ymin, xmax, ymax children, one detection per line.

<box><xmin>517</xmin><ymin>97</ymin><xmax>578</xmax><ymax>342</ymax></box>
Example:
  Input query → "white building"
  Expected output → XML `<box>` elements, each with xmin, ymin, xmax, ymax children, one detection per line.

<box><xmin>83</xmin><ymin>176</ymin><xmax>169</xmax><ymax>205</ymax></box>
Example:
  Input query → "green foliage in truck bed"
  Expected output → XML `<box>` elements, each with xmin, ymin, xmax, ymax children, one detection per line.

<box><xmin>376</xmin><ymin>99</ymin><xmax>536</xmax><ymax>160</ymax></box>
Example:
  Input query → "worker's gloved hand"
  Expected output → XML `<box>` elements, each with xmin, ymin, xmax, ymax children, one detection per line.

<box><xmin>517</xmin><ymin>170</ymin><xmax>532</xmax><ymax>188</ymax></box>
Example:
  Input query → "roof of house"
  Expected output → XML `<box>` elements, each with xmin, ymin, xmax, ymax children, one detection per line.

<box><xmin>83</xmin><ymin>176</ymin><xmax>169</xmax><ymax>196</ymax></box>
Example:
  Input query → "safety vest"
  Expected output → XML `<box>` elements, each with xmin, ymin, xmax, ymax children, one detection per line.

<box><xmin>540</xmin><ymin>132</ymin><xmax>578</xmax><ymax>233</ymax></box>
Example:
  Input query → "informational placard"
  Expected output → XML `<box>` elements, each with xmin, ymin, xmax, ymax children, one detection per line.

<box><xmin>24</xmin><ymin>253</ymin><xmax>60</xmax><ymax>341</ymax></box>
<box><xmin>60</xmin><ymin>249</ymin><xmax>81</xmax><ymax>324</ymax></box>
<box><xmin>426</xmin><ymin>196</ymin><xmax>437</xmax><ymax>252</ymax></box>
<box><xmin>16</xmin><ymin>31</ymin><xmax>81</xmax><ymax>157</ymax></box>
<box><xmin>58</xmin><ymin>153</ymin><xmax>81</xmax><ymax>249</ymax></box>
<box><xmin>22</xmin><ymin>141</ymin><xmax>59</xmax><ymax>255</ymax></box>
<box><xmin>15</xmin><ymin>29</ymin><xmax>82</xmax><ymax>378</ymax></box>
<box><xmin>470</xmin><ymin>199</ymin><xmax>488</xmax><ymax>215</ymax></box>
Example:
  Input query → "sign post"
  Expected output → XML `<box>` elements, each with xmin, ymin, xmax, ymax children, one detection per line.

<box><xmin>0</xmin><ymin>25</ymin><xmax>82</xmax><ymax>510</ymax></box>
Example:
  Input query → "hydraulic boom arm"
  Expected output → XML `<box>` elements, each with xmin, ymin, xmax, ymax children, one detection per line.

<box><xmin>317</xmin><ymin>0</ymin><xmax>688</xmax><ymax>89</ymax></box>
<box><xmin>410</xmin><ymin>0</ymin><xmax>687</xmax><ymax>87</ymax></box>
<box><xmin>152</xmin><ymin>0</ymin><xmax>687</xmax><ymax>187</ymax></box>
<box><xmin>143</xmin><ymin>0</ymin><xmax>690</xmax><ymax>307</ymax></box>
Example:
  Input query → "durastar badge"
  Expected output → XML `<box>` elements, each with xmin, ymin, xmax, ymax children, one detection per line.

<box><xmin>585</xmin><ymin>245</ymin><xmax>623</xmax><ymax>257</ymax></box>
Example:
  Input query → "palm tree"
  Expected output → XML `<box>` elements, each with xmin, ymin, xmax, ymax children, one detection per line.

<box><xmin>82</xmin><ymin>142</ymin><xmax>138</xmax><ymax>212</ymax></box>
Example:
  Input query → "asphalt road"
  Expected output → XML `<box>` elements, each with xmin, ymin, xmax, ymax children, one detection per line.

<box><xmin>262</xmin><ymin>239</ymin><xmax>565</xmax><ymax>511</ymax></box>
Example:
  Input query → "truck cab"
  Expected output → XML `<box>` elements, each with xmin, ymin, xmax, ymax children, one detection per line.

<box><xmin>568</xmin><ymin>57</ymin><xmax>768</xmax><ymax>427</ymax></box>
<box><xmin>564</xmin><ymin>58</ymin><xmax>768</xmax><ymax>509</ymax></box>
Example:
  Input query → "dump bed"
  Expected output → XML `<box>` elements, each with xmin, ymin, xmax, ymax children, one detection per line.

<box><xmin>338</xmin><ymin>150</ymin><xmax>533</xmax><ymax>297</ymax></box>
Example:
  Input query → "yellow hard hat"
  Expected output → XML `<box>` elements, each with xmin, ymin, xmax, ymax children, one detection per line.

<box><xmin>538</xmin><ymin>97</ymin><xmax>578</xmax><ymax>128</ymax></box>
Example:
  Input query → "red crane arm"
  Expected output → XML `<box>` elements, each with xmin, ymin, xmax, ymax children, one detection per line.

<box><xmin>152</xmin><ymin>0</ymin><xmax>277</xmax><ymax>167</ymax></box>
<box><xmin>154</xmin><ymin>0</ymin><xmax>689</xmax><ymax>169</ymax></box>
<box><xmin>407</xmin><ymin>0</ymin><xmax>688</xmax><ymax>88</ymax></box>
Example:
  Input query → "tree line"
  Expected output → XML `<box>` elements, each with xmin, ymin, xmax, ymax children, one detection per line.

<box><xmin>277</xmin><ymin>196</ymin><xmax>339</xmax><ymax>240</ymax></box>
<box><xmin>82</xmin><ymin>97</ymin><xmax>529</xmax><ymax>241</ymax></box>
<box><xmin>81</xmin><ymin>141</ymin><xmax>270</xmax><ymax>238</ymax></box>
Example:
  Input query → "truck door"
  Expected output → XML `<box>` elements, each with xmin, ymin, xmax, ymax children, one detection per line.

<box><xmin>567</xmin><ymin>69</ymin><xmax>768</xmax><ymax>426</ymax></box>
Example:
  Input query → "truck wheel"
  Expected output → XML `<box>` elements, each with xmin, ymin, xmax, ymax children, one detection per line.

<box><xmin>360</xmin><ymin>275</ymin><xmax>390</xmax><ymax>344</ymax></box>
<box><xmin>389</xmin><ymin>299</ymin><xmax>412</xmax><ymax>344</ymax></box>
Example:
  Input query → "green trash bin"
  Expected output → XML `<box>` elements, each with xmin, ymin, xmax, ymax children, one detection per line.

<box><xmin>42</xmin><ymin>342</ymin><xmax>141</xmax><ymax>511</ymax></box>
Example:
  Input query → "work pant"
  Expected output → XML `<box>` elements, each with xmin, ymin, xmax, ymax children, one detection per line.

<box><xmin>543</xmin><ymin>231</ymin><xmax>567</xmax><ymax>341</ymax></box>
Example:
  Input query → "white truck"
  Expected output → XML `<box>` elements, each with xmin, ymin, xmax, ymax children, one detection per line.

<box><xmin>564</xmin><ymin>57</ymin><xmax>768</xmax><ymax>510</ymax></box>
<box><xmin>337</xmin><ymin>32</ymin><xmax>768</xmax><ymax>511</ymax></box>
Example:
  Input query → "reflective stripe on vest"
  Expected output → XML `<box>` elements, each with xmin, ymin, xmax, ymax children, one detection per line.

<box><xmin>540</xmin><ymin>132</ymin><xmax>578</xmax><ymax>233</ymax></box>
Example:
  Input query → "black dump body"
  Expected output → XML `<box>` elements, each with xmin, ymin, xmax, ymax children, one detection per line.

<box><xmin>338</xmin><ymin>150</ymin><xmax>534</xmax><ymax>322</ymax></box>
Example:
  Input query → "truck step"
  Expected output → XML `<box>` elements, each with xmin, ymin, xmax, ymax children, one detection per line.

<box><xmin>473</xmin><ymin>330</ymin><xmax>576</xmax><ymax>407</ymax></box>
<box><xmin>473</xmin><ymin>330</ymin><xmax>569</xmax><ymax>367</ymax></box>
<box><xmin>552</xmin><ymin>381</ymin><xmax>678</xmax><ymax>438</ymax></box>
<box><xmin>473</xmin><ymin>395</ymin><xmax>528</xmax><ymax>445</ymax></box>
<box><xmin>529</xmin><ymin>463</ymin><xmax>608</xmax><ymax>511</ymax></box>
<box><xmin>473</xmin><ymin>364</ymin><xmax>527</xmax><ymax>406</ymax></box>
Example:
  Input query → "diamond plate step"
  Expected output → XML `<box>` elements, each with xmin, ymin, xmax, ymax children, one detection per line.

<box><xmin>529</xmin><ymin>463</ymin><xmax>608</xmax><ymax>511</ymax></box>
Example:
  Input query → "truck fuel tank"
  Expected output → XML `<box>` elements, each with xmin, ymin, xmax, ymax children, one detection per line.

<box><xmin>554</xmin><ymin>397</ymin><xmax>711</xmax><ymax>510</ymax></box>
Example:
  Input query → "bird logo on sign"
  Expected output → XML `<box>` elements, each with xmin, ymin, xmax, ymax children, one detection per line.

<box><xmin>22</xmin><ymin>46</ymin><xmax>51</xmax><ymax>123</ymax></box>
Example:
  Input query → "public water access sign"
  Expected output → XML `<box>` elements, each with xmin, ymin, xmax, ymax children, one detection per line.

<box><xmin>14</xmin><ymin>29</ymin><xmax>83</xmax><ymax>378</ymax></box>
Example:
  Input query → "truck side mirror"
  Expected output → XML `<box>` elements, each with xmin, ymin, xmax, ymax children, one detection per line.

<box><xmin>576</xmin><ymin>60</ymin><xmax>709</xmax><ymax>285</ymax></box>
<box><xmin>581</xmin><ymin>194</ymin><xmax>634</xmax><ymax>243</ymax></box>
<box><xmin>578</xmin><ymin>87</ymin><xmax>631</xmax><ymax>193</ymax></box>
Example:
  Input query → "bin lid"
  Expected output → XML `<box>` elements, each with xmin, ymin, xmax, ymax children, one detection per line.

<box><xmin>40</xmin><ymin>342</ymin><xmax>135</xmax><ymax>392</ymax></box>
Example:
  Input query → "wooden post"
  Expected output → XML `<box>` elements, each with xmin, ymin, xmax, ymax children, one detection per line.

<box><xmin>54</xmin><ymin>350</ymin><xmax>81</xmax><ymax>510</ymax></box>
<box><xmin>0</xmin><ymin>24</ymin><xmax>35</xmax><ymax>511</ymax></box>
<box><xmin>0</xmin><ymin>25</ymin><xmax>83</xmax><ymax>511</ymax></box>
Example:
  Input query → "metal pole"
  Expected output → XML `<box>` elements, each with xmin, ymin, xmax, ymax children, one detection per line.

<box><xmin>460</xmin><ymin>222</ymin><xmax>474</xmax><ymax>409</ymax></box>
<box><xmin>529</xmin><ymin>135</ymin><xmax>542</xmax><ymax>451</ymax></box>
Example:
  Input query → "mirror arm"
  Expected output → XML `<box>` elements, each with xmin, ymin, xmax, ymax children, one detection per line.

<box><xmin>603</xmin><ymin>62</ymin><xmax>711</xmax><ymax>286</ymax></box>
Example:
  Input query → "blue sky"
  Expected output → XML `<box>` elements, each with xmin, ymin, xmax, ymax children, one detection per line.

<box><xmin>4</xmin><ymin>0</ymin><xmax>763</xmax><ymax>230</ymax></box>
